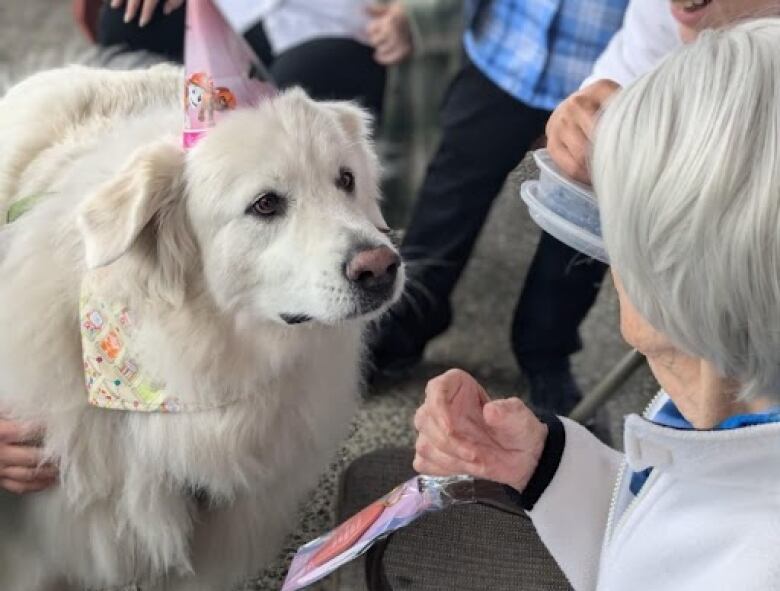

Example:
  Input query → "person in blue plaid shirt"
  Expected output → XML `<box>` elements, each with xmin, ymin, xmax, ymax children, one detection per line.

<box><xmin>371</xmin><ymin>0</ymin><xmax>629</xmax><ymax>415</ymax></box>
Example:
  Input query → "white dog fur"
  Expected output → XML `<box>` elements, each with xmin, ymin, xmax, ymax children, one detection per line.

<box><xmin>0</xmin><ymin>64</ymin><xmax>403</xmax><ymax>590</ymax></box>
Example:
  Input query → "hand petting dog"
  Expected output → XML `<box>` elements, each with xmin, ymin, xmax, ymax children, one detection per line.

<box><xmin>0</xmin><ymin>416</ymin><xmax>56</xmax><ymax>494</ymax></box>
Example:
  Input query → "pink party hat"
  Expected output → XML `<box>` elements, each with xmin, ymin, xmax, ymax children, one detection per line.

<box><xmin>183</xmin><ymin>0</ymin><xmax>277</xmax><ymax>149</ymax></box>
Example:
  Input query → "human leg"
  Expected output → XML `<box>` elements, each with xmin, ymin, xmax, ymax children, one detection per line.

<box><xmin>371</xmin><ymin>57</ymin><xmax>550</xmax><ymax>375</ymax></box>
<box><xmin>511</xmin><ymin>232</ymin><xmax>609</xmax><ymax>414</ymax></box>
<box><xmin>97</xmin><ymin>2</ymin><xmax>185</xmax><ymax>62</ymax></box>
<box><xmin>97</xmin><ymin>6</ymin><xmax>280</xmax><ymax>69</ymax></box>
<box><xmin>267</xmin><ymin>37</ymin><xmax>387</xmax><ymax>119</ymax></box>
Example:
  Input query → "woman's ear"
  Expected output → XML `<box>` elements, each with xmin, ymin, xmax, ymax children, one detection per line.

<box><xmin>77</xmin><ymin>140</ymin><xmax>185</xmax><ymax>269</ymax></box>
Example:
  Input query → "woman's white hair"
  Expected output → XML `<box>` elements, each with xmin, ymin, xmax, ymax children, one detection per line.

<box><xmin>593</xmin><ymin>18</ymin><xmax>780</xmax><ymax>401</ymax></box>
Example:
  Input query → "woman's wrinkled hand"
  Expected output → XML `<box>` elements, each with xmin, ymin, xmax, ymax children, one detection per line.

<box><xmin>0</xmin><ymin>417</ymin><xmax>57</xmax><ymax>495</ymax></box>
<box><xmin>413</xmin><ymin>369</ymin><xmax>547</xmax><ymax>493</ymax></box>
<box><xmin>110</xmin><ymin>0</ymin><xmax>185</xmax><ymax>27</ymax></box>
<box><xmin>546</xmin><ymin>79</ymin><xmax>621</xmax><ymax>185</ymax></box>
<box><xmin>366</xmin><ymin>2</ymin><xmax>414</xmax><ymax>65</ymax></box>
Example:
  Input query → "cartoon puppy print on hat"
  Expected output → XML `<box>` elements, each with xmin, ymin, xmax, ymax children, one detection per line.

<box><xmin>185</xmin><ymin>72</ymin><xmax>237</xmax><ymax>123</ymax></box>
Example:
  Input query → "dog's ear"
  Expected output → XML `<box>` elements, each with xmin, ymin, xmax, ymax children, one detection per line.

<box><xmin>78</xmin><ymin>141</ymin><xmax>185</xmax><ymax>269</ymax></box>
<box><xmin>323</xmin><ymin>101</ymin><xmax>374</xmax><ymax>142</ymax></box>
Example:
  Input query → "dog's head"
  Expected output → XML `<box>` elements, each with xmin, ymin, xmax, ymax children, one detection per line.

<box><xmin>77</xmin><ymin>88</ymin><xmax>404</xmax><ymax>326</ymax></box>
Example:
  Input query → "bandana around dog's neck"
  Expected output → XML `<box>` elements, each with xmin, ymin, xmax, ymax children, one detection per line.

<box><xmin>81</xmin><ymin>271</ymin><xmax>251</xmax><ymax>414</ymax></box>
<box><xmin>80</xmin><ymin>274</ymin><xmax>250</xmax><ymax>414</ymax></box>
<box><xmin>80</xmin><ymin>276</ymin><xmax>184</xmax><ymax>413</ymax></box>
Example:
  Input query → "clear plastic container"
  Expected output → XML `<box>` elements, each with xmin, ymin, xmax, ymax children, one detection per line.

<box><xmin>518</xmin><ymin>150</ymin><xmax>609</xmax><ymax>264</ymax></box>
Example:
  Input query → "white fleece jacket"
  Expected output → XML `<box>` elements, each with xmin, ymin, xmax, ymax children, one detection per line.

<box><xmin>530</xmin><ymin>396</ymin><xmax>780</xmax><ymax>590</ymax></box>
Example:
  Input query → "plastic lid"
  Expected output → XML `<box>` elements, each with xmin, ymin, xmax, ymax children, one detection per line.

<box><xmin>520</xmin><ymin>181</ymin><xmax>609</xmax><ymax>264</ymax></box>
<box><xmin>532</xmin><ymin>149</ymin><xmax>595</xmax><ymax>202</ymax></box>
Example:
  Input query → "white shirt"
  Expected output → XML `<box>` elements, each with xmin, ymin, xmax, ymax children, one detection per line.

<box><xmin>216</xmin><ymin>0</ymin><xmax>371</xmax><ymax>54</ymax></box>
<box><xmin>583</xmin><ymin>0</ymin><xmax>683</xmax><ymax>87</ymax></box>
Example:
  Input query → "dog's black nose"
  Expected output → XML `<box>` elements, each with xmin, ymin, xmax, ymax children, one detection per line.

<box><xmin>345</xmin><ymin>246</ymin><xmax>400</xmax><ymax>290</ymax></box>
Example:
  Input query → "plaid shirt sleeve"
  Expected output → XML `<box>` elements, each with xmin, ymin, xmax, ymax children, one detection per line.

<box><xmin>464</xmin><ymin>0</ymin><xmax>630</xmax><ymax>111</ymax></box>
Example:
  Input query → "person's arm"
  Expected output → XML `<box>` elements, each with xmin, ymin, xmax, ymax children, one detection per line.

<box><xmin>413</xmin><ymin>369</ymin><xmax>624</xmax><ymax>591</ymax></box>
<box><xmin>546</xmin><ymin>79</ymin><xmax>621</xmax><ymax>184</ymax></box>
<box><xmin>547</xmin><ymin>0</ymin><xmax>683</xmax><ymax>183</ymax></box>
<box><xmin>527</xmin><ymin>418</ymin><xmax>624</xmax><ymax>591</ymax></box>
<box><xmin>583</xmin><ymin>0</ymin><xmax>682</xmax><ymax>88</ymax></box>
<box><xmin>366</xmin><ymin>0</ymin><xmax>462</xmax><ymax>65</ymax></box>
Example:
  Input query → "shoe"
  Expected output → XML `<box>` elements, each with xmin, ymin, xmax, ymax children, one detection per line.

<box><xmin>526</xmin><ymin>367</ymin><xmax>583</xmax><ymax>417</ymax></box>
<box><xmin>367</xmin><ymin>304</ymin><xmax>452</xmax><ymax>382</ymax></box>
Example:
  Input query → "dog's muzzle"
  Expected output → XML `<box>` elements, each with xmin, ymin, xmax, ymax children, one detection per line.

<box><xmin>344</xmin><ymin>244</ymin><xmax>401</xmax><ymax>315</ymax></box>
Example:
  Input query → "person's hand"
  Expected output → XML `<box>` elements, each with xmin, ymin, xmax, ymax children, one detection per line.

<box><xmin>366</xmin><ymin>2</ymin><xmax>413</xmax><ymax>65</ymax></box>
<box><xmin>413</xmin><ymin>369</ymin><xmax>548</xmax><ymax>493</ymax></box>
<box><xmin>0</xmin><ymin>417</ymin><xmax>57</xmax><ymax>495</ymax></box>
<box><xmin>546</xmin><ymin>79</ymin><xmax>621</xmax><ymax>185</ymax></box>
<box><xmin>110</xmin><ymin>0</ymin><xmax>185</xmax><ymax>27</ymax></box>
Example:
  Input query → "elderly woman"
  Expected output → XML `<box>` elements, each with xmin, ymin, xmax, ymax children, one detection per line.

<box><xmin>413</xmin><ymin>18</ymin><xmax>780</xmax><ymax>590</ymax></box>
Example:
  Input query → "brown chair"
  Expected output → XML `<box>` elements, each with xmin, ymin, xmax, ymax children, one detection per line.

<box><xmin>334</xmin><ymin>448</ymin><xmax>571</xmax><ymax>591</ymax></box>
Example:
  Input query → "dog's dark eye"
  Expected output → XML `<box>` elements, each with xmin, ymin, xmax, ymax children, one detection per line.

<box><xmin>336</xmin><ymin>167</ymin><xmax>355</xmax><ymax>194</ymax></box>
<box><xmin>247</xmin><ymin>192</ymin><xmax>284</xmax><ymax>217</ymax></box>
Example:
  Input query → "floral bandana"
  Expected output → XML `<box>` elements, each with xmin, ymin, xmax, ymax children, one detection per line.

<box><xmin>80</xmin><ymin>279</ymin><xmax>184</xmax><ymax>413</ymax></box>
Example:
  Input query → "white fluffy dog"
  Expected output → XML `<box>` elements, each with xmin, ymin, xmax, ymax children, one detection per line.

<box><xmin>0</xmin><ymin>64</ymin><xmax>403</xmax><ymax>590</ymax></box>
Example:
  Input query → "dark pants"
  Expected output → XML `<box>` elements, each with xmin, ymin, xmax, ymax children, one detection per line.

<box><xmin>97</xmin><ymin>3</ymin><xmax>386</xmax><ymax>118</ymax></box>
<box><xmin>397</xmin><ymin>57</ymin><xmax>608</xmax><ymax>374</ymax></box>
